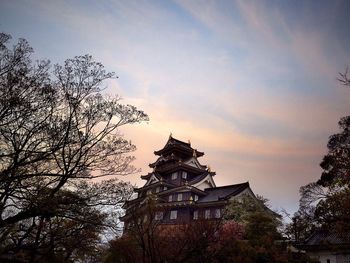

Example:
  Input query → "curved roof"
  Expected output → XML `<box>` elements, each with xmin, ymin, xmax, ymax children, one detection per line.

<box><xmin>135</xmin><ymin>181</ymin><xmax>176</xmax><ymax>192</ymax></box>
<box><xmin>140</xmin><ymin>172</ymin><xmax>162</xmax><ymax>180</ymax></box>
<box><xmin>154</xmin><ymin>136</ymin><xmax>204</xmax><ymax>157</ymax></box>
<box><xmin>197</xmin><ymin>182</ymin><xmax>250</xmax><ymax>203</ymax></box>
<box><xmin>149</xmin><ymin>154</ymin><xmax>181</xmax><ymax>168</ymax></box>
<box><xmin>157</xmin><ymin>184</ymin><xmax>207</xmax><ymax>196</ymax></box>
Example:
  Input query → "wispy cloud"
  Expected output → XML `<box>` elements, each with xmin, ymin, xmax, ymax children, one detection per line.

<box><xmin>1</xmin><ymin>0</ymin><xmax>350</xmax><ymax>213</ymax></box>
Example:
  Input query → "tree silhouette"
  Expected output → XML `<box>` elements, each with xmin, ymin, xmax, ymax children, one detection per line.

<box><xmin>0</xmin><ymin>33</ymin><xmax>148</xmax><ymax>262</ymax></box>
<box><xmin>290</xmin><ymin>68</ymin><xmax>350</xmax><ymax>240</ymax></box>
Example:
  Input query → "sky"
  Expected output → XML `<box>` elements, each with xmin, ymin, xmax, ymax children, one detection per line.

<box><xmin>1</xmin><ymin>0</ymin><xmax>350</xmax><ymax>214</ymax></box>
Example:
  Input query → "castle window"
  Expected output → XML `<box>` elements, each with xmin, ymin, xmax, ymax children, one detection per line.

<box><xmin>177</xmin><ymin>193</ymin><xmax>183</xmax><ymax>201</ymax></box>
<box><xmin>164</xmin><ymin>186</ymin><xmax>167</xmax><ymax>191</ymax></box>
<box><xmin>171</xmin><ymin>172</ymin><xmax>178</xmax><ymax>180</ymax></box>
<box><xmin>170</xmin><ymin>210</ymin><xmax>177</xmax><ymax>220</ymax></box>
<box><xmin>205</xmin><ymin>209</ymin><xmax>211</xmax><ymax>219</ymax></box>
<box><xmin>193</xmin><ymin>210</ymin><xmax>198</xmax><ymax>220</ymax></box>
<box><xmin>156</xmin><ymin>187</ymin><xmax>160</xmax><ymax>193</ymax></box>
<box><xmin>194</xmin><ymin>195</ymin><xmax>198</xmax><ymax>201</ymax></box>
<box><xmin>155</xmin><ymin>212</ymin><xmax>163</xmax><ymax>220</ymax></box>
<box><xmin>168</xmin><ymin>195</ymin><xmax>173</xmax><ymax>202</ymax></box>
<box><xmin>182</xmin><ymin>171</ymin><xmax>187</xmax><ymax>179</ymax></box>
<box><xmin>214</xmin><ymin>209</ymin><xmax>221</xmax><ymax>218</ymax></box>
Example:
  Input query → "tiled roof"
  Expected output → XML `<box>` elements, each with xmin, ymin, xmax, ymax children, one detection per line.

<box><xmin>305</xmin><ymin>230</ymin><xmax>350</xmax><ymax>246</ymax></box>
<box><xmin>135</xmin><ymin>181</ymin><xmax>176</xmax><ymax>192</ymax></box>
<box><xmin>197</xmin><ymin>182</ymin><xmax>249</xmax><ymax>203</ymax></box>
<box><xmin>149</xmin><ymin>154</ymin><xmax>181</xmax><ymax>168</ymax></box>
<box><xmin>167</xmin><ymin>137</ymin><xmax>191</xmax><ymax>147</ymax></box>
<box><xmin>154</xmin><ymin>137</ymin><xmax>204</xmax><ymax>157</ymax></box>
<box><xmin>157</xmin><ymin>185</ymin><xmax>206</xmax><ymax>196</ymax></box>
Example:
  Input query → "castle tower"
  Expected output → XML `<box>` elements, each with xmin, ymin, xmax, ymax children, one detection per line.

<box><xmin>121</xmin><ymin>136</ymin><xmax>253</xmax><ymax>229</ymax></box>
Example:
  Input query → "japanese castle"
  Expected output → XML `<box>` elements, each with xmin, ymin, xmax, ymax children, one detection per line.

<box><xmin>121</xmin><ymin>135</ymin><xmax>257</xmax><ymax>227</ymax></box>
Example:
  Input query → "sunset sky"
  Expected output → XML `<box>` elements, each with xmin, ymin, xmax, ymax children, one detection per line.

<box><xmin>1</xmin><ymin>0</ymin><xmax>350</xmax><ymax>214</ymax></box>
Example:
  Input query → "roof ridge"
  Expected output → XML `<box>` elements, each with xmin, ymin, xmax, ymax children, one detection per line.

<box><xmin>169</xmin><ymin>136</ymin><xmax>191</xmax><ymax>146</ymax></box>
<box><xmin>204</xmin><ymin>182</ymin><xmax>249</xmax><ymax>190</ymax></box>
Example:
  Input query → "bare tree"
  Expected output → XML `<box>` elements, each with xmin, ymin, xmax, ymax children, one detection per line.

<box><xmin>0</xmin><ymin>33</ymin><xmax>148</xmax><ymax>262</ymax></box>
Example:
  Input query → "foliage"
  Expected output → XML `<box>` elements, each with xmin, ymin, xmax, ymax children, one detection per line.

<box><xmin>245</xmin><ymin>211</ymin><xmax>281</xmax><ymax>244</ymax></box>
<box><xmin>288</xmin><ymin>68</ymin><xmax>350</xmax><ymax>241</ymax></box>
<box><xmin>107</xmin><ymin>219</ymin><xmax>303</xmax><ymax>263</ymax></box>
<box><xmin>0</xmin><ymin>33</ymin><xmax>147</xmax><ymax>262</ymax></box>
<box><xmin>122</xmin><ymin>196</ymin><xmax>164</xmax><ymax>263</ymax></box>
<box><xmin>105</xmin><ymin>194</ymin><xmax>298</xmax><ymax>263</ymax></box>
<box><xmin>283</xmin><ymin>205</ymin><xmax>317</xmax><ymax>242</ymax></box>
<box><xmin>224</xmin><ymin>194</ymin><xmax>281</xmax><ymax>240</ymax></box>
<box><xmin>106</xmin><ymin>219</ymin><xmax>244</xmax><ymax>263</ymax></box>
<box><xmin>314</xmin><ymin>187</ymin><xmax>350</xmax><ymax>235</ymax></box>
<box><xmin>224</xmin><ymin>194</ymin><xmax>271</xmax><ymax>220</ymax></box>
<box><xmin>319</xmin><ymin>115</ymin><xmax>350</xmax><ymax>187</ymax></box>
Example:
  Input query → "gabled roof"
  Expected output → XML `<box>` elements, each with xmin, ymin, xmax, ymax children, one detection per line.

<box><xmin>144</xmin><ymin>173</ymin><xmax>160</xmax><ymax>186</ymax></box>
<box><xmin>189</xmin><ymin>172</ymin><xmax>216</xmax><ymax>185</ymax></box>
<box><xmin>197</xmin><ymin>182</ymin><xmax>250</xmax><ymax>203</ymax></box>
<box><xmin>183</xmin><ymin>156</ymin><xmax>207</xmax><ymax>170</ymax></box>
<box><xmin>190</xmin><ymin>172</ymin><xmax>216</xmax><ymax>191</ymax></box>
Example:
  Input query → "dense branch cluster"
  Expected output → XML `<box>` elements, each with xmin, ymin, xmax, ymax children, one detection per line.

<box><xmin>0</xmin><ymin>33</ymin><xmax>147</xmax><ymax>262</ymax></box>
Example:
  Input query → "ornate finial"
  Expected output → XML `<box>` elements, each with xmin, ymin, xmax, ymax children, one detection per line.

<box><xmin>188</xmin><ymin>139</ymin><xmax>191</xmax><ymax>145</ymax></box>
<box><xmin>169</xmin><ymin>132</ymin><xmax>172</xmax><ymax>139</ymax></box>
<box><xmin>192</xmin><ymin>149</ymin><xmax>197</xmax><ymax>157</ymax></box>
